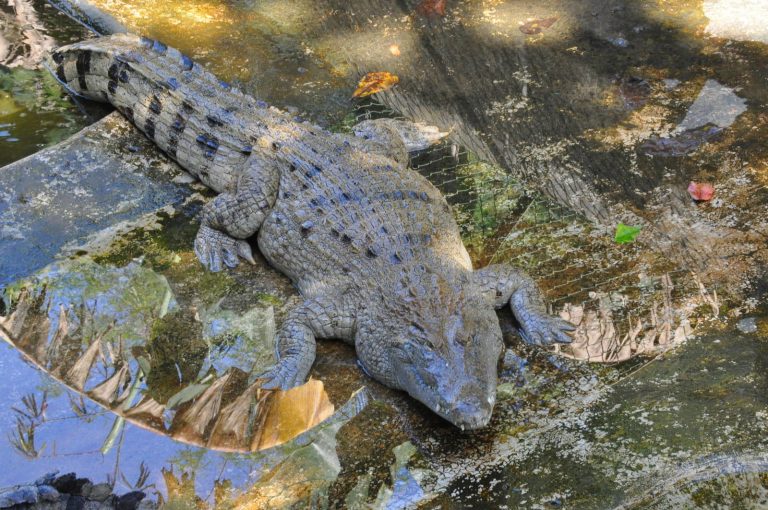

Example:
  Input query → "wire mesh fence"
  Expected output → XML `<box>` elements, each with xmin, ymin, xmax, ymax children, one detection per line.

<box><xmin>352</xmin><ymin>100</ymin><xmax>721</xmax><ymax>370</ymax></box>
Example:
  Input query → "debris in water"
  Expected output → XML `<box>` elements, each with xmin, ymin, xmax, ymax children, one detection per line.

<box><xmin>389</xmin><ymin>44</ymin><xmax>401</xmax><ymax>57</ymax></box>
<box><xmin>614</xmin><ymin>222</ymin><xmax>641</xmax><ymax>244</ymax></box>
<box><xmin>688</xmin><ymin>182</ymin><xmax>715</xmax><ymax>201</ymax></box>
<box><xmin>736</xmin><ymin>317</ymin><xmax>758</xmax><ymax>334</ymax></box>
<box><xmin>519</xmin><ymin>17</ymin><xmax>558</xmax><ymax>35</ymax></box>
<box><xmin>639</xmin><ymin>124</ymin><xmax>723</xmax><ymax>157</ymax></box>
<box><xmin>416</xmin><ymin>0</ymin><xmax>446</xmax><ymax>17</ymax></box>
<box><xmin>617</xmin><ymin>75</ymin><xmax>651</xmax><ymax>109</ymax></box>
<box><xmin>352</xmin><ymin>71</ymin><xmax>399</xmax><ymax>98</ymax></box>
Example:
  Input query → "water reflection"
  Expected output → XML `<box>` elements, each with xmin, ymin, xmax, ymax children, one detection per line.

<box><xmin>0</xmin><ymin>258</ymin><xmax>349</xmax><ymax>454</ymax></box>
<box><xmin>0</xmin><ymin>0</ymin><xmax>767</xmax><ymax>507</ymax></box>
<box><xmin>0</xmin><ymin>0</ymin><xmax>107</xmax><ymax>165</ymax></box>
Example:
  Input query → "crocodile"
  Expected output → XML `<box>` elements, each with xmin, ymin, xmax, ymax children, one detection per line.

<box><xmin>48</xmin><ymin>34</ymin><xmax>574</xmax><ymax>430</ymax></box>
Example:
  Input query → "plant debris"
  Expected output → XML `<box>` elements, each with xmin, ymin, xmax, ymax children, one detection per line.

<box><xmin>352</xmin><ymin>71</ymin><xmax>400</xmax><ymax>98</ymax></box>
<box><xmin>519</xmin><ymin>17</ymin><xmax>558</xmax><ymax>35</ymax></box>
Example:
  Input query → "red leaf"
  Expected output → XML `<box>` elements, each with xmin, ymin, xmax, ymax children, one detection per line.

<box><xmin>688</xmin><ymin>182</ymin><xmax>715</xmax><ymax>201</ymax></box>
<box><xmin>519</xmin><ymin>17</ymin><xmax>558</xmax><ymax>35</ymax></box>
<box><xmin>416</xmin><ymin>0</ymin><xmax>446</xmax><ymax>17</ymax></box>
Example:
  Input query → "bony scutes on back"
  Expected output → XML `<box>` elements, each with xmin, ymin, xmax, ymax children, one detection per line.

<box><xmin>47</xmin><ymin>33</ymin><xmax>575</xmax><ymax>430</ymax></box>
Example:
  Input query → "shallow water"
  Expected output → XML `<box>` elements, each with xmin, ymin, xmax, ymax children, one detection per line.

<box><xmin>0</xmin><ymin>0</ymin><xmax>111</xmax><ymax>166</ymax></box>
<box><xmin>0</xmin><ymin>0</ymin><xmax>767</xmax><ymax>508</ymax></box>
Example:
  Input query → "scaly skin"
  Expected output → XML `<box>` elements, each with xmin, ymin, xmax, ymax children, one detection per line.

<box><xmin>49</xmin><ymin>34</ymin><xmax>574</xmax><ymax>430</ymax></box>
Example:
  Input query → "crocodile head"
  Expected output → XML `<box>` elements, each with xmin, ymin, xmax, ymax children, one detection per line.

<box><xmin>359</xmin><ymin>283</ymin><xmax>504</xmax><ymax>430</ymax></box>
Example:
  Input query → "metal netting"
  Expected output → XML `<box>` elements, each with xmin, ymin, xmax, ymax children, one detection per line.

<box><xmin>352</xmin><ymin>100</ymin><xmax>720</xmax><ymax>367</ymax></box>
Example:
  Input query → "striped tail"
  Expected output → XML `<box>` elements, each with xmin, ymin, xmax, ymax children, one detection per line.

<box><xmin>47</xmin><ymin>34</ymin><xmax>257</xmax><ymax>192</ymax></box>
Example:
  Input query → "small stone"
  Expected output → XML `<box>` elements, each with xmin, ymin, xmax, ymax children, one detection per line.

<box><xmin>80</xmin><ymin>482</ymin><xmax>94</xmax><ymax>498</ymax></box>
<box><xmin>52</xmin><ymin>473</ymin><xmax>77</xmax><ymax>493</ymax></box>
<box><xmin>88</xmin><ymin>483</ymin><xmax>113</xmax><ymax>502</ymax></box>
<box><xmin>737</xmin><ymin>317</ymin><xmax>758</xmax><ymax>334</ymax></box>
<box><xmin>610</xmin><ymin>37</ymin><xmax>629</xmax><ymax>47</ymax></box>
<box><xmin>67</xmin><ymin>494</ymin><xmax>86</xmax><ymax>510</ymax></box>
<box><xmin>34</xmin><ymin>472</ymin><xmax>59</xmax><ymax>486</ymax></box>
<box><xmin>0</xmin><ymin>486</ymin><xmax>39</xmax><ymax>507</ymax></box>
<box><xmin>116</xmin><ymin>491</ymin><xmax>146</xmax><ymax>510</ymax></box>
<box><xmin>38</xmin><ymin>485</ymin><xmax>60</xmax><ymax>502</ymax></box>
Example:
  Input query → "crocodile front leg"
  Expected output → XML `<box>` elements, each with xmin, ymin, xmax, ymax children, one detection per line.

<box><xmin>472</xmin><ymin>264</ymin><xmax>575</xmax><ymax>345</ymax></box>
<box><xmin>259</xmin><ymin>294</ymin><xmax>357</xmax><ymax>390</ymax></box>
<box><xmin>194</xmin><ymin>154</ymin><xmax>280</xmax><ymax>272</ymax></box>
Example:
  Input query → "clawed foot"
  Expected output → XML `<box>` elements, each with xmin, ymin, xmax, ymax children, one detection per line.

<box><xmin>193</xmin><ymin>225</ymin><xmax>255</xmax><ymax>272</ymax></box>
<box><xmin>518</xmin><ymin>313</ymin><xmax>575</xmax><ymax>346</ymax></box>
<box><xmin>258</xmin><ymin>362</ymin><xmax>307</xmax><ymax>391</ymax></box>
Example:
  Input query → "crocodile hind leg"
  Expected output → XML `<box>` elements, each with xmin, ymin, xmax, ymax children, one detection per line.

<box><xmin>472</xmin><ymin>264</ymin><xmax>575</xmax><ymax>346</ymax></box>
<box><xmin>194</xmin><ymin>154</ymin><xmax>280</xmax><ymax>272</ymax></box>
<box><xmin>259</xmin><ymin>294</ymin><xmax>357</xmax><ymax>390</ymax></box>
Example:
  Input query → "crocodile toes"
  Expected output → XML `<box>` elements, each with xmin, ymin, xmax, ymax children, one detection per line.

<box><xmin>193</xmin><ymin>225</ymin><xmax>255</xmax><ymax>272</ymax></box>
<box><xmin>258</xmin><ymin>362</ymin><xmax>306</xmax><ymax>391</ymax></box>
<box><xmin>519</xmin><ymin>315</ymin><xmax>575</xmax><ymax>346</ymax></box>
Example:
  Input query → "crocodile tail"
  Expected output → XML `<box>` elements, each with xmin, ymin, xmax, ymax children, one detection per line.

<box><xmin>47</xmin><ymin>34</ymin><xmax>254</xmax><ymax>191</ymax></box>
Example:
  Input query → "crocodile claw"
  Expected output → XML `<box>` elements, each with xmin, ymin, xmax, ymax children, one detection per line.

<box><xmin>257</xmin><ymin>363</ymin><xmax>306</xmax><ymax>391</ymax></box>
<box><xmin>194</xmin><ymin>225</ymin><xmax>255</xmax><ymax>272</ymax></box>
<box><xmin>518</xmin><ymin>314</ymin><xmax>575</xmax><ymax>346</ymax></box>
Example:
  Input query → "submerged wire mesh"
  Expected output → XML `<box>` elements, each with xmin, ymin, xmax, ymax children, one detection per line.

<box><xmin>353</xmin><ymin>100</ymin><xmax>718</xmax><ymax>367</ymax></box>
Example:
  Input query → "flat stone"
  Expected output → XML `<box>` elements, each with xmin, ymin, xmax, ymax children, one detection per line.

<box><xmin>704</xmin><ymin>0</ymin><xmax>768</xmax><ymax>43</ymax></box>
<box><xmin>38</xmin><ymin>485</ymin><xmax>60</xmax><ymax>502</ymax></box>
<box><xmin>88</xmin><ymin>484</ymin><xmax>113</xmax><ymax>503</ymax></box>
<box><xmin>737</xmin><ymin>317</ymin><xmax>758</xmax><ymax>334</ymax></box>
<box><xmin>116</xmin><ymin>491</ymin><xmax>145</xmax><ymax>510</ymax></box>
<box><xmin>0</xmin><ymin>486</ymin><xmax>39</xmax><ymax>507</ymax></box>
<box><xmin>51</xmin><ymin>474</ymin><xmax>89</xmax><ymax>495</ymax></box>
<box><xmin>0</xmin><ymin>113</ymin><xmax>191</xmax><ymax>288</ymax></box>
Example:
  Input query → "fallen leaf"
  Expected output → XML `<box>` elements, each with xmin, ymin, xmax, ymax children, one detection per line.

<box><xmin>252</xmin><ymin>379</ymin><xmax>334</xmax><ymax>450</ymax></box>
<box><xmin>519</xmin><ymin>17</ymin><xmax>558</xmax><ymax>35</ymax></box>
<box><xmin>165</xmin><ymin>382</ymin><xmax>211</xmax><ymax>410</ymax></box>
<box><xmin>352</xmin><ymin>71</ymin><xmax>399</xmax><ymax>98</ymax></box>
<box><xmin>688</xmin><ymin>182</ymin><xmax>715</xmax><ymax>201</ymax></box>
<box><xmin>416</xmin><ymin>0</ymin><xmax>446</xmax><ymax>17</ymax></box>
<box><xmin>615</xmin><ymin>223</ymin><xmax>642</xmax><ymax>244</ymax></box>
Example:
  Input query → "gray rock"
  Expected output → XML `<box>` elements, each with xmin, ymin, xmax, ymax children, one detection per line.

<box><xmin>88</xmin><ymin>484</ymin><xmax>113</xmax><ymax>503</ymax></box>
<box><xmin>0</xmin><ymin>113</ymin><xmax>192</xmax><ymax>288</ymax></box>
<box><xmin>80</xmin><ymin>482</ymin><xmax>93</xmax><ymax>499</ymax></box>
<box><xmin>37</xmin><ymin>485</ymin><xmax>60</xmax><ymax>502</ymax></box>
<box><xmin>0</xmin><ymin>486</ymin><xmax>39</xmax><ymax>507</ymax></box>
<box><xmin>737</xmin><ymin>317</ymin><xmax>758</xmax><ymax>334</ymax></box>
<box><xmin>33</xmin><ymin>473</ymin><xmax>58</xmax><ymax>487</ymax></box>
<box><xmin>115</xmin><ymin>491</ymin><xmax>145</xmax><ymax>510</ymax></box>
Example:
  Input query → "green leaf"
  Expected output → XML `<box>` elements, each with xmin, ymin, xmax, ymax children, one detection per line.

<box><xmin>136</xmin><ymin>356</ymin><xmax>152</xmax><ymax>378</ymax></box>
<box><xmin>614</xmin><ymin>223</ymin><xmax>642</xmax><ymax>244</ymax></box>
<box><xmin>165</xmin><ymin>383</ymin><xmax>210</xmax><ymax>410</ymax></box>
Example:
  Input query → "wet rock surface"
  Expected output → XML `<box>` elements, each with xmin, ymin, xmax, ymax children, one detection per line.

<box><xmin>0</xmin><ymin>113</ymin><xmax>192</xmax><ymax>288</ymax></box>
<box><xmin>0</xmin><ymin>0</ymin><xmax>766</xmax><ymax>508</ymax></box>
<box><xmin>0</xmin><ymin>473</ymin><xmax>149</xmax><ymax>510</ymax></box>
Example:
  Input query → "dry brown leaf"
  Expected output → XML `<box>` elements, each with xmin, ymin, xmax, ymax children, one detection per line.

<box><xmin>252</xmin><ymin>379</ymin><xmax>334</xmax><ymax>451</ymax></box>
<box><xmin>519</xmin><ymin>17</ymin><xmax>558</xmax><ymax>35</ymax></box>
<box><xmin>124</xmin><ymin>395</ymin><xmax>166</xmax><ymax>429</ymax></box>
<box><xmin>88</xmin><ymin>364</ymin><xmax>130</xmax><ymax>405</ymax></box>
<box><xmin>352</xmin><ymin>71</ymin><xmax>399</xmax><ymax>98</ymax></box>
<box><xmin>170</xmin><ymin>371</ymin><xmax>237</xmax><ymax>444</ymax></box>
<box><xmin>65</xmin><ymin>337</ymin><xmax>102</xmax><ymax>391</ymax></box>
<box><xmin>207</xmin><ymin>380</ymin><xmax>269</xmax><ymax>451</ymax></box>
<box><xmin>416</xmin><ymin>0</ymin><xmax>446</xmax><ymax>17</ymax></box>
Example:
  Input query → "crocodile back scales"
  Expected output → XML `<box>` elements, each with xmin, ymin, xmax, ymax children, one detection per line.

<box><xmin>50</xmin><ymin>34</ymin><xmax>473</xmax><ymax>309</ymax></box>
